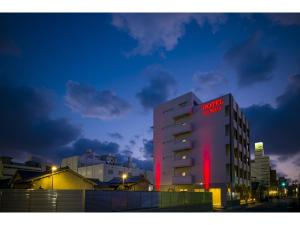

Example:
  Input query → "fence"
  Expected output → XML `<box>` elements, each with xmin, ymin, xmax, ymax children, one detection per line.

<box><xmin>0</xmin><ymin>189</ymin><xmax>212</xmax><ymax>212</ymax></box>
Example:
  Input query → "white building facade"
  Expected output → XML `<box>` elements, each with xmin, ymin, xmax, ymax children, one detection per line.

<box><xmin>153</xmin><ymin>92</ymin><xmax>251</xmax><ymax>206</ymax></box>
<box><xmin>61</xmin><ymin>153</ymin><xmax>153</xmax><ymax>183</ymax></box>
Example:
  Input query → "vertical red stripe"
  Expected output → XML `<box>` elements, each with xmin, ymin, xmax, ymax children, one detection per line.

<box><xmin>203</xmin><ymin>145</ymin><xmax>211</xmax><ymax>190</ymax></box>
<box><xmin>155</xmin><ymin>160</ymin><xmax>161</xmax><ymax>190</ymax></box>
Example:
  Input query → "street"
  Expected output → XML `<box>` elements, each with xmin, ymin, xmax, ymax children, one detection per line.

<box><xmin>222</xmin><ymin>198</ymin><xmax>300</xmax><ymax>212</ymax></box>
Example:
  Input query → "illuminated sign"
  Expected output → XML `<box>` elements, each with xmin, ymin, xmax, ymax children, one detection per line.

<box><xmin>255</xmin><ymin>142</ymin><xmax>263</xmax><ymax>151</ymax></box>
<box><xmin>201</xmin><ymin>98</ymin><xmax>224</xmax><ymax>116</ymax></box>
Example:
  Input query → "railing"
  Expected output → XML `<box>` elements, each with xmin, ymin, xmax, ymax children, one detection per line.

<box><xmin>173</xmin><ymin>158</ymin><xmax>193</xmax><ymax>168</ymax></box>
<box><xmin>172</xmin><ymin>175</ymin><xmax>193</xmax><ymax>184</ymax></box>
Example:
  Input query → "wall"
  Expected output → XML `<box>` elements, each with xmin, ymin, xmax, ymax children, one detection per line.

<box><xmin>0</xmin><ymin>190</ymin><xmax>212</xmax><ymax>212</ymax></box>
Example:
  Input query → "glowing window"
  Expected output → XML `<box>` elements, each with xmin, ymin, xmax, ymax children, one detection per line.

<box><xmin>182</xmin><ymin>155</ymin><xmax>187</xmax><ymax>159</ymax></box>
<box><xmin>182</xmin><ymin>172</ymin><xmax>186</xmax><ymax>176</ymax></box>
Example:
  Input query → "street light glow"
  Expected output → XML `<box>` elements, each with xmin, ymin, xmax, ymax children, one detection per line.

<box><xmin>51</xmin><ymin>166</ymin><xmax>57</xmax><ymax>172</ymax></box>
<box><xmin>122</xmin><ymin>174</ymin><xmax>127</xmax><ymax>179</ymax></box>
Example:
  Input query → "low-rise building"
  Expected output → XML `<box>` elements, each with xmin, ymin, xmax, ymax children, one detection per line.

<box><xmin>61</xmin><ymin>151</ymin><xmax>153</xmax><ymax>183</ymax></box>
<box><xmin>12</xmin><ymin>167</ymin><xmax>96</xmax><ymax>190</ymax></box>
<box><xmin>0</xmin><ymin>156</ymin><xmax>43</xmax><ymax>180</ymax></box>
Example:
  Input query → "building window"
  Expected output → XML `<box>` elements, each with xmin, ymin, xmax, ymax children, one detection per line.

<box><xmin>226</xmin><ymin>144</ymin><xmax>230</xmax><ymax>157</ymax></box>
<box><xmin>182</xmin><ymin>155</ymin><xmax>187</xmax><ymax>159</ymax></box>
<box><xmin>182</xmin><ymin>172</ymin><xmax>186</xmax><ymax>176</ymax></box>
<box><xmin>128</xmin><ymin>172</ymin><xmax>132</xmax><ymax>177</ymax></box>
<box><xmin>179</xmin><ymin>101</ymin><xmax>187</xmax><ymax>107</ymax></box>
<box><xmin>234</xmin><ymin>148</ymin><xmax>238</xmax><ymax>159</ymax></box>
<box><xmin>118</xmin><ymin>171</ymin><xmax>122</xmax><ymax>175</ymax></box>
<box><xmin>181</xmin><ymin>139</ymin><xmax>187</xmax><ymax>143</ymax></box>
<box><xmin>234</xmin><ymin>129</ymin><xmax>238</xmax><ymax>140</ymax></box>
<box><xmin>225</xmin><ymin>105</ymin><xmax>230</xmax><ymax>116</ymax></box>
<box><xmin>226</xmin><ymin>163</ymin><xmax>230</xmax><ymax>175</ymax></box>
<box><xmin>225</xmin><ymin>124</ymin><xmax>230</xmax><ymax>136</ymax></box>
<box><xmin>234</xmin><ymin>110</ymin><xmax>238</xmax><ymax>122</ymax></box>
<box><xmin>108</xmin><ymin>169</ymin><xmax>113</xmax><ymax>174</ymax></box>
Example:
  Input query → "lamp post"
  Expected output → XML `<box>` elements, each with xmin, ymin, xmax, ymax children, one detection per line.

<box><xmin>122</xmin><ymin>173</ymin><xmax>127</xmax><ymax>190</ymax></box>
<box><xmin>51</xmin><ymin>166</ymin><xmax>57</xmax><ymax>190</ymax></box>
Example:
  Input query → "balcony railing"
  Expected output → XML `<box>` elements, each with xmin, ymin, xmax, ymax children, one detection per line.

<box><xmin>168</xmin><ymin>140</ymin><xmax>192</xmax><ymax>152</ymax></box>
<box><xmin>172</xmin><ymin>175</ymin><xmax>193</xmax><ymax>184</ymax></box>
<box><xmin>173</xmin><ymin>158</ymin><xmax>193</xmax><ymax>168</ymax></box>
<box><xmin>170</xmin><ymin>106</ymin><xmax>192</xmax><ymax>120</ymax></box>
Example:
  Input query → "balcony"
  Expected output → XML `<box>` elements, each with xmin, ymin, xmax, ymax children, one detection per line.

<box><xmin>172</xmin><ymin>175</ymin><xmax>193</xmax><ymax>184</ymax></box>
<box><xmin>165</xmin><ymin>122</ymin><xmax>192</xmax><ymax>137</ymax></box>
<box><xmin>173</xmin><ymin>158</ymin><xmax>193</xmax><ymax>168</ymax></box>
<box><xmin>170</xmin><ymin>106</ymin><xmax>192</xmax><ymax>120</ymax></box>
<box><xmin>169</xmin><ymin>140</ymin><xmax>192</xmax><ymax>152</ymax></box>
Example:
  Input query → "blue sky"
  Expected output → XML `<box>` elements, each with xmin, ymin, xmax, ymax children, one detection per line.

<box><xmin>0</xmin><ymin>13</ymin><xmax>300</xmax><ymax>179</ymax></box>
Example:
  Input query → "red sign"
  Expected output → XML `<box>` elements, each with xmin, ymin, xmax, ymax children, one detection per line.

<box><xmin>201</xmin><ymin>98</ymin><xmax>224</xmax><ymax>116</ymax></box>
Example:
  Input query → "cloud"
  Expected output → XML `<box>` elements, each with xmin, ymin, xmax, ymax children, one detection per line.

<box><xmin>112</xmin><ymin>13</ymin><xmax>227</xmax><ymax>55</ymax></box>
<box><xmin>65</xmin><ymin>80</ymin><xmax>131</xmax><ymax>120</ymax></box>
<box><xmin>108</xmin><ymin>132</ymin><xmax>123</xmax><ymax>140</ymax></box>
<box><xmin>244</xmin><ymin>74</ymin><xmax>300</xmax><ymax>156</ymax></box>
<box><xmin>0</xmin><ymin>82</ymin><xmax>81</xmax><ymax>156</ymax></box>
<box><xmin>267</xmin><ymin>13</ymin><xmax>300</xmax><ymax>26</ymax></box>
<box><xmin>142</xmin><ymin>139</ymin><xmax>153</xmax><ymax>159</ymax></box>
<box><xmin>193</xmin><ymin>71</ymin><xmax>227</xmax><ymax>91</ymax></box>
<box><xmin>60</xmin><ymin>138</ymin><xmax>120</xmax><ymax>157</ymax></box>
<box><xmin>224</xmin><ymin>33</ymin><xmax>277</xmax><ymax>86</ymax></box>
<box><xmin>136</xmin><ymin>66</ymin><xmax>177</xmax><ymax>110</ymax></box>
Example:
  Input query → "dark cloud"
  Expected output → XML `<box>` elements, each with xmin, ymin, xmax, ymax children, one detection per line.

<box><xmin>224</xmin><ymin>33</ymin><xmax>277</xmax><ymax>86</ymax></box>
<box><xmin>65</xmin><ymin>80</ymin><xmax>131</xmax><ymax>120</ymax></box>
<box><xmin>143</xmin><ymin>139</ymin><xmax>153</xmax><ymax>159</ymax></box>
<box><xmin>112</xmin><ymin>14</ymin><xmax>227</xmax><ymax>55</ymax></box>
<box><xmin>60</xmin><ymin>138</ymin><xmax>120</xmax><ymax>157</ymax></box>
<box><xmin>193</xmin><ymin>71</ymin><xmax>227</xmax><ymax>92</ymax></box>
<box><xmin>136</xmin><ymin>66</ymin><xmax>177</xmax><ymax>110</ymax></box>
<box><xmin>0</xmin><ymin>82</ymin><xmax>81</xmax><ymax>156</ymax></box>
<box><xmin>107</xmin><ymin>132</ymin><xmax>123</xmax><ymax>140</ymax></box>
<box><xmin>132</xmin><ymin>158</ymin><xmax>153</xmax><ymax>171</ymax></box>
<box><xmin>244</xmin><ymin>74</ymin><xmax>300</xmax><ymax>156</ymax></box>
<box><xmin>129</xmin><ymin>140</ymin><xmax>136</xmax><ymax>145</ymax></box>
<box><xmin>267</xmin><ymin>13</ymin><xmax>300</xmax><ymax>26</ymax></box>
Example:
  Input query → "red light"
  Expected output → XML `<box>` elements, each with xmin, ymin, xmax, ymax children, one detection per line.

<box><xmin>155</xmin><ymin>161</ymin><xmax>161</xmax><ymax>190</ymax></box>
<box><xmin>203</xmin><ymin>145</ymin><xmax>211</xmax><ymax>191</ymax></box>
<box><xmin>201</xmin><ymin>98</ymin><xmax>224</xmax><ymax>116</ymax></box>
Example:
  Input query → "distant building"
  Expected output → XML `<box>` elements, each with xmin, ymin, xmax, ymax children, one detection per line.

<box><xmin>12</xmin><ymin>167</ymin><xmax>96</xmax><ymax>190</ymax></box>
<box><xmin>61</xmin><ymin>151</ymin><xmax>153</xmax><ymax>183</ymax></box>
<box><xmin>0</xmin><ymin>156</ymin><xmax>43</xmax><ymax>180</ymax></box>
<box><xmin>97</xmin><ymin>175</ymin><xmax>152</xmax><ymax>191</ymax></box>
<box><xmin>153</xmin><ymin>92</ymin><xmax>251</xmax><ymax>207</ymax></box>
<box><xmin>251</xmin><ymin>142</ymin><xmax>270</xmax><ymax>187</ymax></box>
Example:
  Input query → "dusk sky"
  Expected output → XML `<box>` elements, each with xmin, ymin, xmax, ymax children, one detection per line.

<box><xmin>0</xmin><ymin>13</ymin><xmax>300</xmax><ymax>180</ymax></box>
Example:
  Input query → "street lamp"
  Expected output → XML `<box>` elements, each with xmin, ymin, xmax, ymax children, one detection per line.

<box><xmin>51</xmin><ymin>166</ymin><xmax>57</xmax><ymax>190</ymax></box>
<box><xmin>122</xmin><ymin>173</ymin><xmax>127</xmax><ymax>190</ymax></box>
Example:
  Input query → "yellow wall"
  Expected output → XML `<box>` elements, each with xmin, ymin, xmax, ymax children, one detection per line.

<box><xmin>209</xmin><ymin>188</ymin><xmax>221</xmax><ymax>207</ymax></box>
<box><xmin>31</xmin><ymin>171</ymin><xmax>94</xmax><ymax>190</ymax></box>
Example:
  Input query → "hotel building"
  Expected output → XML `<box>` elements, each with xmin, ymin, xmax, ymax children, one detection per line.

<box><xmin>153</xmin><ymin>92</ymin><xmax>251</xmax><ymax>207</ymax></box>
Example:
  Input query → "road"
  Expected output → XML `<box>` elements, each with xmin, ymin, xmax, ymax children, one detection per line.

<box><xmin>222</xmin><ymin>198</ymin><xmax>300</xmax><ymax>212</ymax></box>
